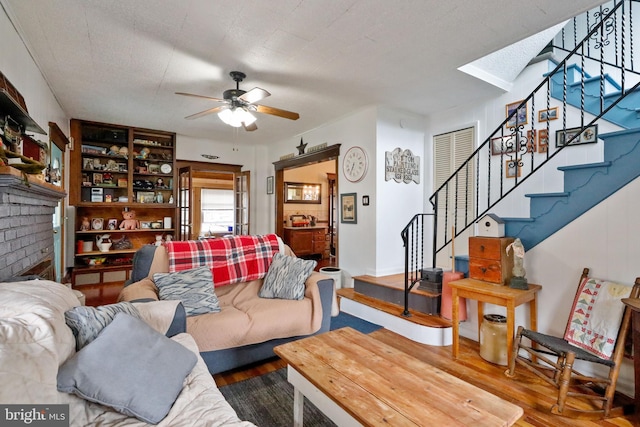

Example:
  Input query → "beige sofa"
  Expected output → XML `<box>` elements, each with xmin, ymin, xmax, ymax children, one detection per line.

<box><xmin>119</xmin><ymin>243</ymin><xmax>333</xmax><ymax>374</ymax></box>
<box><xmin>0</xmin><ymin>279</ymin><xmax>255</xmax><ymax>426</ymax></box>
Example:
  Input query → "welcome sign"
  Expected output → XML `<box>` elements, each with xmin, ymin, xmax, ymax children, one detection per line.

<box><xmin>385</xmin><ymin>148</ymin><xmax>420</xmax><ymax>184</ymax></box>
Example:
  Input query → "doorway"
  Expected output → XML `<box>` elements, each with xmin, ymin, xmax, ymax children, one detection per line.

<box><xmin>48</xmin><ymin>122</ymin><xmax>70</xmax><ymax>282</ymax></box>
<box><xmin>273</xmin><ymin>144</ymin><xmax>341</xmax><ymax>267</ymax></box>
<box><xmin>175</xmin><ymin>161</ymin><xmax>245</xmax><ymax>240</ymax></box>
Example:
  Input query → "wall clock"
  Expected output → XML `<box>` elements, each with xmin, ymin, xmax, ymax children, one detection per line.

<box><xmin>343</xmin><ymin>146</ymin><xmax>368</xmax><ymax>183</ymax></box>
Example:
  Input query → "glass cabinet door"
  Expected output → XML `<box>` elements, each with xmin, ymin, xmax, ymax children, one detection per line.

<box><xmin>234</xmin><ymin>171</ymin><xmax>250</xmax><ymax>235</ymax></box>
<box><xmin>178</xmin><ymin>166</ymin><xmax>193</xmax><ymax>240</ymax></box>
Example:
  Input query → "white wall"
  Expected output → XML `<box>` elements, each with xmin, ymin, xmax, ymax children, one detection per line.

<box><xmin>375</xmin><ymin>107</ymin><xmax>426</xmax><ymax>276</ymax></box>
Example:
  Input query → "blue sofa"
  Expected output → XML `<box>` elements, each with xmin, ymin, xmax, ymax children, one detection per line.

<box><xmin>119</xmin><ymin>244</ymin><xmax>333</xmax><ymax>374</ymax></box>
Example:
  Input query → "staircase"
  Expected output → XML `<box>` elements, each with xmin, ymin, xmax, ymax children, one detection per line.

<box><xmin>427</xmin><ymin>0</ymin><xmax>640</xmax><ymax>267</ymax></box>
<box><xmin>340</xmin><ymin>1</ymin><xmax>640</xmax><ymax>341</ymax></box>
<box><xmin>504</xmin><ymin>128</ymin><xmax>640</xmax><ymax>250</ymax></box>
<box><xmin>550</xmin><ymin>64</ymin><xmax>640</xmax><ymax>129</ymax></box>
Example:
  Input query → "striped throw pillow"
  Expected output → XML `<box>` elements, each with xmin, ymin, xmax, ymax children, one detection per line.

<box><xmin>258</xmin><ymin>253</ymin><xmax>316</xmax><ymax>300</ymax></box>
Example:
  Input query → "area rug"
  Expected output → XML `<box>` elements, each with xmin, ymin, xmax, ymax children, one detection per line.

<box><xmin>219</xmin><ymin>368</ymin><xmax>337</xmax><ymax>427</ymax></box>
<box><xmin>330</xmin><ymin>311</ymin><xmax>382</xmax><ymax>334</ymax></box>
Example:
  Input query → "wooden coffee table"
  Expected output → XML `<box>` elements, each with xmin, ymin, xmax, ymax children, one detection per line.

<box><xmin>274</xmin><ymin>327</ymin><xmax>523</xmax><ymax>426</ymax></box>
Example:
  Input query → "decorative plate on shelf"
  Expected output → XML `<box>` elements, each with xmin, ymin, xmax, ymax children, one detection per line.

<box><xmin>160</xmin><ymin>163</ymin><xmax>172</xmax><ymax>174</ymax></box>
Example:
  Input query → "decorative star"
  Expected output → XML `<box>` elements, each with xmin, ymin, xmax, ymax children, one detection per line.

<box><xmin>296</xmin><ymin>138</ymin><xmax>307</xmax><ymax>155</ymax></box>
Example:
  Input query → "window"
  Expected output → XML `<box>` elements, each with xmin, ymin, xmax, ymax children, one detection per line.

<box><xmin>200</xmin><ymin>189</ymin><xmax>234</xmax><ymax>235</ymax></box>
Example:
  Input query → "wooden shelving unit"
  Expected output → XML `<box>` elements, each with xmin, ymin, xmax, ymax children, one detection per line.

<box><xmin>70</xmin><ymin>119</ymin><xmax>177</xmax><ymax>287</ymax></box>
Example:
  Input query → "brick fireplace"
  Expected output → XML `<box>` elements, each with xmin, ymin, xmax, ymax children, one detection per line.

<box><xmin>0</xmin><ymin>167</ymin><xmax>66</xmax><ymax>282</ymax></box>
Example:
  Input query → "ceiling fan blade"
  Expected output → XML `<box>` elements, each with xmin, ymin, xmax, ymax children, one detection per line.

<box><xmin>175</xmin><ymin>92</ymin><xmax>227</xmax><ymax>102</ymax></box>
<box><xmin>255</xmin><ymin>104</ymin><xmax>300</xmax><ymax>120</ymax></box>
<box><xmin>239</xmin><ymin>87</ymin><xmax>270</xmax><ymax>104</ymax></box>
<box><xmin>185</xmin><ymin>105</ymin><xmax>226</xmax><ymax>120</ymax></box>
<box><xmin>243</xmin><ymin>122</ymin><xmax>258</xmax><ymax>132</ymax></box>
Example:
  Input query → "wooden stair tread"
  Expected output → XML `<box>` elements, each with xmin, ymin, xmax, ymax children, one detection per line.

<box><xmin>337</xmin><ymin>288</ymin><xmax>451</xmax><ymax>328</ymax></box>
<box><xmin>354</xmin><ymin>274</ymin><xmax>440</xmax><ymax>297</ymax></box>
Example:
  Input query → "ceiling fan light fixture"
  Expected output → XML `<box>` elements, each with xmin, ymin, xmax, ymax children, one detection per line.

<box><xmin>218</xmin><ymin>107</ymin><xmax>256</xmax><ymax>127</ymax></box>
<box><xmin>239</xmin><ymin>109</ymin><xmax>257</xmax><ymax>126</ymax></box>
<box><xmin>218</xmin><ymin>108</ymin><xmax>233</xmax><ymax>125</ymax></box>
<box><xmin>179</xmin><ymin>71</ymin><xmax>298</xmax><ymax>130</ymax></box>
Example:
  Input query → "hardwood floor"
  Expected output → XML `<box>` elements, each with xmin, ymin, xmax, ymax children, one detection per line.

<box><xmin>214</xmin><ymin>328</ymin><xmax>638</xmax><ymax>426</ymax></box>
<box><xmin>77</xmin><ymin>282</ymin><xmax>124</xmax><ymax>306</ymax></box>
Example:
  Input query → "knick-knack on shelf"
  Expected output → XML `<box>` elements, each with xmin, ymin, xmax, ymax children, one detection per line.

<box><xmin>80</xmin><ymin>217</ymin><xmax>90</xmax><ymax>231</ymax></box>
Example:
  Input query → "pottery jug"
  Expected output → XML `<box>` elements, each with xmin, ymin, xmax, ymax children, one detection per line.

<box><xmin>96</xmin><ymin>234</ymin><xmax>112</xmax><ymax>252</ymax></box>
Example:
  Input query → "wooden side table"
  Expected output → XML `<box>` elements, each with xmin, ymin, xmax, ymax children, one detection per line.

<box><xmin>449</xmin><ymin>278</ymin><xmax>542</xmax><ymax>359</ymax></box>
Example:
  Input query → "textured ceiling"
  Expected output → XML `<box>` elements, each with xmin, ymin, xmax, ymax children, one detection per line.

<box><xmin>1</xmin><ymin>0</ymin><xmax>605</xmax><ymax>145</ymax></box>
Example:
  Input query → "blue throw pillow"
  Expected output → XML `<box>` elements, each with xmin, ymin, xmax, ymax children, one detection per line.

<box><xmin>57</xmin><ymin>313</ymin><xmax>197</xmax><ymax>424</ymax></box>
<box><xmin>259</xmin><ymin>253</ymin><xmax>317</xmax><ymax>300</ymax></box>
<box><xmin>153</xmin><ymin>266</ymin><xmax>221</xmax><ymax>316</ymax></box>
<box><xmin>64</xmin><ymin>302</ymin><xmax>141</xmax><ymax>351</ymax></box>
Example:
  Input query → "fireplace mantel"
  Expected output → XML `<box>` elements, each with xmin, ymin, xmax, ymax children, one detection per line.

<box><xmin>0</xmin><ymin>166</ymin><xmax>66</xmax><ymax>199</ymax></box>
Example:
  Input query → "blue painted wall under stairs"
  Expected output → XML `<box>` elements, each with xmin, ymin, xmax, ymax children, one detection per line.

<box><xmin>502</xmin><ymin>128</ymin><xmax>640</xmax><ymax>250</ymax></box>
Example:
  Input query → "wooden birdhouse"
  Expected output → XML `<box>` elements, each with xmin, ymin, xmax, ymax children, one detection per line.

<box><xmin>477</xmin><ymin>213</ymin><xmax>505</xmax><ymax>238</ymax></box>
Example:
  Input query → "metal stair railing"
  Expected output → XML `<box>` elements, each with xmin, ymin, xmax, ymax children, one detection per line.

<box><xmin>429</xmin><ymin>0</ymin><xmax>639</xmax><ymax>260</ymax></box>
<box><xmin>400</xmin><ymin>0</ymin><xmax>639</xmax><ymax>317</ymax></box>
<box><xmin>400</xmin><ymin>213</ymin><xmax>434</xmax><ymax>317</ymax></box>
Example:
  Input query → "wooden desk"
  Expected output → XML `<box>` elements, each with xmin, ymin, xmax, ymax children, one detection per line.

<box><xmin>274</xmin><ymin>327</ymin><xmax>523</xmax><ymax>426</ymax></box>
<box><xmin>622</xmin><ymin>297</ymin><xmax>640</xmax><ymax>421</ymax></box>
<box><xmin>449</xmin><ymin>278</ymin><xmax>541</xmax><ymax>359</ymax></box>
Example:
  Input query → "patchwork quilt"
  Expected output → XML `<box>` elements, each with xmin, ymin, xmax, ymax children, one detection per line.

<box><xmin>165</xmin><ymin>234</ymin><xmax>282</xmax><ymax>287</ymax></box>
<box><xmin>564</xmin><ymin>277</ymin><xmax>633</xmax><ymax>359</ymax></box>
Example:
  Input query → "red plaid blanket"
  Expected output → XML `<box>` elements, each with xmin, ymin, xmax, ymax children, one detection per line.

<box><xmin>165</xmin><ymin>234</ymin><xmax>281</xmax><ymax>287</ymax></box>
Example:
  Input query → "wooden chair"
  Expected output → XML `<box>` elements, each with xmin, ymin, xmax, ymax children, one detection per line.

<box><xmin>505</xmin><ymin>268</ymin><xmax>640</xmax><ymax>419</ymax></box>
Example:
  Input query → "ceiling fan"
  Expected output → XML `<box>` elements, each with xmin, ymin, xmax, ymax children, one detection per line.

<box><xmin>176</xmin><ymin>71</ymin><xmax>299</xmax><ymax>131</ymax></box>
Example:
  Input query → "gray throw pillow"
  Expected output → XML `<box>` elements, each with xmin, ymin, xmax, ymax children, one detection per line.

<box><xmin>153</xmin><ymin>266</ymin><xmax>221</xmax><ymax>316</ymax></box>
<box><xmin>64</xmin><ymin>302</ymin><xmax>141</xmax><ymax>351</ymax></box>
<box><xmin>259</xmin><ymin>253</ymin><xmax>317</xmax><ymax>300</ymax></box>
<box><xmin>57</xmin><ymin>313</ymin><xmax>197</xmax><ymax>424</ymax></box>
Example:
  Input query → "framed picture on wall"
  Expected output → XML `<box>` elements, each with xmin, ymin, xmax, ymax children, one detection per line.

<box><xmin>266</xmin><ymin>176</ymin><xmax>274</xmax><ymax>195</ymax></box>
<box><xmin>538</xmin><ymin>107</ymin><xmax>558</xmax><ymax>122</ymax></box>
<box><xmin>491</xmin><ymin>135</ymin><xmax>516</xmax><ymax>156</ymax></box>
<box><xmin>341</xmin><ymin>193</ymin><xmax>357</xmax><ymax>224</ymax></box>
<box><xmin>523</xmin><ymin>130</ymin><xmax>537</xmax><ymax>153</ymax></box>
<box><xmin>555</xmin><ymin>124</ymin><xmax>598</xmax><ymax>147</ymax></box>
<box><xmin>506</xmin><ymin>100</ymin><xmax>528</xmax><ymax>127</ymax></box>
<box><xmin>537</xmin><ymin>129</ymin><xmax>549</xmax><ymax>153</ymax></box>
<box><xmin>506</xmin><ymin>160</ymin><xmax>521</xmax><ymax>179</ymax></box>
